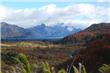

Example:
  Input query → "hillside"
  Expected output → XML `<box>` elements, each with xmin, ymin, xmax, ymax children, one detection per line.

<box><xmin>84</xmin><ymin>23</ymin><xmax>110</xmax><ymax>33</ymax></box>
<box><xmin>61</xmin><ymin>23</ymin><xmax>110</xmax><ymax>43</ymax></box>
<box><xmin>57</xmin><ymin>23</ymin><xmax>110</xmax><ymax>73</ymax></box>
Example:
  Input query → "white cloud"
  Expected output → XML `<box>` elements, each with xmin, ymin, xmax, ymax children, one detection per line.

<box><xmin>39</xmin><ymin>4</ymin><xmax>57</xmax><ymax>15</ymax></box>
<box><xmin>1</xmin><ymin>0</ymin><xmax>98</xmax><ymax>2</ymax></box>
<box><xmin>97</xmin><ymin>0</ymin><xmax>110</xmax><ymax>2</ymax></box>
<box><xmin>0</xmin><ymin>6</ymin><xmax>12</xmax><ymax>19</ymax></box>
<box><xmin>0</xmin><ymin>3</ymin><xmax>110</xmax><ymax>29</ymax></box>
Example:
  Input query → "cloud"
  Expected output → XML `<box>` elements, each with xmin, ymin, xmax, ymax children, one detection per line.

<box><xmin>1</xmin><ymin>0</ymin><xmax>98</xmax><ymax>2</ymax></box>
<box><xmin>0</xmin><ymin>3</ymin><xmax>110</xmax><ymax>29</ymax></box>
<box><xmin>3</xmin><ymin>0</ymin><xmax>110</xmax><ymax>2</ymax></box>
<box><xmin>97</xmin><ymin>0</ymin><xmax>110</xmax><ymax>2</ymax></box>
<box><xmin>0</xmin><ymin>6</ymin><xmax>12</xmax><ymax>19</ymax></box>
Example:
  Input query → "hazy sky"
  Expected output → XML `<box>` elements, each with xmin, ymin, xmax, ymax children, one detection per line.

<box><xmin>0</xmin><ymin>0</ymin><xmax>110</xmax><ymax>28</ymax></box>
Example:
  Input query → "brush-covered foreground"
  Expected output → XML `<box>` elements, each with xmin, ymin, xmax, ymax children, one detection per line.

<box><xmin>1</xmin><ymin>41</ymin><xmax>84</xmax><ymax>73</ymax></box>
<box><xmin>1</xmin><ymin>53</ymin><xmax>110</xmax><ymax>73</ymax></box>
<box><xmin>1</xmin><ymin>33</ymin><xmax>110</xmax><ymax>73</ymax></box>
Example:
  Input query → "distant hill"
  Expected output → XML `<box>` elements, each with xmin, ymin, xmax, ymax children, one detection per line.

<box><xmin>1</xmin><ymin>22</ymin><xmax>30</xmax><ymax>39</ymax></box>
<box><xmin>61</xmin><ymin>23</ymin><xmax>110</xmax><ymax>43</ymax></box>
<box><xmin>1</xmin><ymin>22</ymin><xmax>81</xmax><ymax>40</ymax></box>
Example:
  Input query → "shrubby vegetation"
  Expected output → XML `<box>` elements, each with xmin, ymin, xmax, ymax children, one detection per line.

<box><xmin>1</xmin><ymin>51</ymin><xmax>18</xmax><ymax>64</ymax></box>
<box><xmin>16</xmin><ymin>42</ymin><xmax>42</xmax><ymax>47</ymax></box>
<box><xmin>98</xmin><ymin>64</ymin><xmax>110</xmax><ymax>73</ymax></box>
<box><xmin>1</xmin><ymin>53</ymin><xmax>110</xmax><ymax>73</ymax></box>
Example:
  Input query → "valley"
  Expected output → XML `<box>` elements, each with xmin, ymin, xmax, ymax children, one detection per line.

<box><xmin>1</xmin><ymin>23</ymin><xmax>110</xmax><ymax>73</ymax></box>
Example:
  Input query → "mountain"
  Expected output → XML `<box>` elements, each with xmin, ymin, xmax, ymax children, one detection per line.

<box><xmin>27</xmin><ymin>23</ymin><xmax>81</xmax><ymax>39</ymax></box>
<box><xmin>61</xmin><ymin>23</ymin><xmax>110</xmax><ymax>43</ymax></box>
<box><xmin>1</xmin><ymin>22</ymin><xmax>81</xmax><ymax>40</ymax></box>
<box><xmin>27</xmin><ymin>24</ymin><xmax>50</xmax><ymax>38</ymax></box>
<box><xmin>84</xmin><ymin>23</ymin><xmax>110</xmax><ymax>33</ymax></box>
<box><xmin>1</xmin><ymin>22</ymin><xmax>30</xmax><ymax>39</ymax></box>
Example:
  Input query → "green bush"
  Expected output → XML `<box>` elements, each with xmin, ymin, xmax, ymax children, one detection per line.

<box><xmin>15</xmin><ymin>53</ymin><xmax>32</xmax><ymax>73</ymax></box>
<box><xmin>42</xmin><ymin>61</ymin><xmax>51</xmax><ymax>73</ymax></box>
<box><xmin>11</xmin><ymin>66</ymin><xmax>17</xmax><ymax>73</ymax></box>
<box><xmin>73</xmin><ymin>63</ymin><xmax>87</xmax><ymax>73</ymax></box>
<box><xmin>2</xmin><ymin>53</ymin><xmax>110</xmax><ymax>73</ymax></box>
<box><xmin>58</xmin><ymin>69</ymin><xmax>66</xmax><ymax>73</ymax></box>
<box><xmin>98</xmin><ymin>64</ymin><xmax>110</xmax><ymax>73</ymax></box>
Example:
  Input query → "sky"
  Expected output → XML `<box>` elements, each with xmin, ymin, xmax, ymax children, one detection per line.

<box><xmin>0</xmin><ymin>0</ymin><xmax>110</xmax><ymax>29</ymax></box>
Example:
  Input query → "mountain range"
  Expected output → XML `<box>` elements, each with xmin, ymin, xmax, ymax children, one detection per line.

<box><xmin>1</xmin><ymin>22</ymin><xmax>81</xmax><ymax>40</ymax></box>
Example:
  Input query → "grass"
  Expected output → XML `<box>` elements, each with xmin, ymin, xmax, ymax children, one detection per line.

<box><xmin>2</xmin><ymin>53</ymin><xmax>110</xmax><ymax>73</ymax></box>
<box><xmin>1</xmin><ymin>41</ymin><xmax>80</xmax><ymax>66</ymax></box>
<box><xmin>98</xmin><ymin>64</ymin><xmax>110</xmax><ymax>73</ymax></box>
<box><xmin>2</xmin><ymin>40</ymin><xmax>110</xmax><ymax>73</ymax></box>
